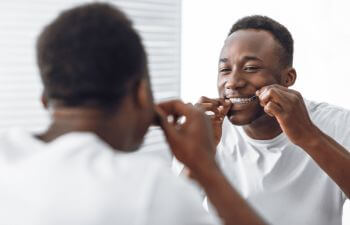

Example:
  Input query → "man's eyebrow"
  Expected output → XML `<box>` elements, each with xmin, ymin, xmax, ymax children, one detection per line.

<box><xmin>219</xmin><ymin>56</ymin><xmax>263</xmax><ymax>64</ymax></box>
<box><xmin>219</xmin><ymin>58</ymin><xmax>228</xmax><ymax>63</ymax></box>
<box><xmin>243</xmin><ymin>55</ymin><xmax>263</xmax><ymax>62</ymax></box>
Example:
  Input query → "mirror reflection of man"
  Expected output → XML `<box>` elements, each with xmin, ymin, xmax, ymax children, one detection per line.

<box><xmin>195</xmin><ymin>15</ymin><xmax>350</xmax><ymax>225</ymax></box>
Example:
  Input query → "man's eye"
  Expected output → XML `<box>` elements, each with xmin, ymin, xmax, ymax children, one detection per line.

<box><xmin>219</xmin><ymin>68</ymin><xmax>231</xmax><ymax>73</ymax></box>
<box><xmin>244</xmin><ymin>66</ymin><xmax>259</xmax><ymax>72</ymax></box>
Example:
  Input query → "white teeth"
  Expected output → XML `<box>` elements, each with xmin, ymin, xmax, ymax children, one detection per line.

<box><xmin>229</xmin><ymin>96</ymin><xmax>256</xmax><ymax>104</ymax></box>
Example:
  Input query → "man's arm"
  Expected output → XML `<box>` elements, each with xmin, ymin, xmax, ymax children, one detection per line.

<box><xmin>299</xmin><ymin>127</ymin><xmax>350</xmax><ymax>198</ymax></box>
<box><xmin>257</xmin><ymin>84</ymin><xmax>350</xmax><ymax>198</ymax></box>
<box><xmin>156</xmin><ymin>100</ymin><xmax>265</xmax><ymax>225</ymax></box>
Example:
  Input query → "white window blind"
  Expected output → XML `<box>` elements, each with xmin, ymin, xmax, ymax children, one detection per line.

<box><xmin>0</xmin><ymin>0</ymin><xmax>181</xmax><ymax>163</ymax></box>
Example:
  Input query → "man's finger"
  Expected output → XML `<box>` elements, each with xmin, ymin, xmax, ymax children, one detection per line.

<box><xmin>207</xmin><ymin>114</ymin><xmax>224</xmax><ymax>122</ymax></box>
<box><xmin>197</xmin><ymin>96</ymin><xmax>221</xmax><ymax>106</ymax></box>
<box><xmin>256</xmin><ymin>84</ymin><xmax>289</xmax><ymax>96</ymax></box>
<box><xmin>157</xmin><ymin>100</ymin><xmax>194</xmax><ymax>118</ymax></box>
<box><xmin>257</xmin><ymin>86</ymin><xmax>289</xmax><ymax>108</ymax></box>
<box><xmin>218</xmin><ymin>99</ymin><xmax>232</xmax><ymax>116</ymax></box>
<box><xmin>264</xmin><ymin>101</ymin><xmax>283</xmax><ymax>117</ymax></box>
<box><xmin>195</xmin><ymin>103</ymin><xmax>220</xmax><ymax>115</ymax></box>
<box><xmin>154</xmin><ymin>105</ymin><xmax>180</xmax><ymax>143</ymax></box>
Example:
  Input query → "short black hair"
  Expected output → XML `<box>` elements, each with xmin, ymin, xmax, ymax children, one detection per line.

<box><xmin>37</xmin><ymin>3</ymin><xmax>146</xmax><ymax>108</ymax></box>
<box><xmin>229</xmin><ymin>15</ymin><xmax>293</xmax><ymax>67</ymax></box>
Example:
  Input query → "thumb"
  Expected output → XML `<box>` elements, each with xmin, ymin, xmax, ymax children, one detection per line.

<box><xmin>154</xmin><ymin>105</ymin><xmax>180</xmax><ymax>144</ymax></box>
<box><xmin>218</xmin><ymin>99</ymin><xmax>232</xmax><ymax>117</ymax></box>
<box><xmin>222</xmin><ymin>99</ymin><xmax>232</xmax><ymax>115</ymax></box>
<box><xmin>264</xmin><ymin>101</ymin><xmax>283</xmax><ymax>118</ymax></box>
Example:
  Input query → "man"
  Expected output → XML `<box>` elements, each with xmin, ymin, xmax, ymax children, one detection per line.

<box><xmin>0</xmin><ymin>3</ymin><xmax>266</xmax><ymax>225</ymax></box>
<box><xmin>196</xmin><ymin>15</ymin><xmax>350</xmax><ymax>225</ymax></box>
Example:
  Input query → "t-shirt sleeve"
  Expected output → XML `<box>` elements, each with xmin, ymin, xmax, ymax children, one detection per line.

<box><xmin>309</xmin><ymin>102</ymin><xmax>350</xmax><ymax>150</ymax></box>
<box><xmin>309</xmin><ymin>102</ymin><xmax>350</xmax><ymax>201</ymax></box>
<box><xmin>331</xmin><ymin>109</ymin><xmax>350</xmax><ymax>151</ymax></box>
<box><xmin>335</xmin><ymin>111</ymin><xmax>350</xmax><ymax>201</ymax></box>
<box><xmin>145</xmin><ymin>168</ymin><xmax>223</xmax><ymax>225</ymax></box>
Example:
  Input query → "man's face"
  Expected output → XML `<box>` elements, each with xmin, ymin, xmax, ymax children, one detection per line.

<box><xmin>218</xmin><ymin>29</ymin><xmax>284</xmax><ymax>125</ymax></box>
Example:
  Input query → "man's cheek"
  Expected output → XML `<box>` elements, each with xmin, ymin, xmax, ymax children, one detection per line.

<box><xmin>217</xmin><ymin>86</ymin><xmax>225</xmax><ymax>98</ymax></box>
<box><xmin>217</xmin><ymin>78</ymin><xmax>225</xmax><ymax>97</ymax></box>
<box><xmin>254</xmin><ymin>72</ymin><xmax>280</xmax><ymax>86</ymax></box>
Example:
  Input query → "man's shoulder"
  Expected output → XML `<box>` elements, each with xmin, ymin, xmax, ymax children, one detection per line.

<box><xmin>306</xmin><ymin>99</ymin><xmax>350</xmax><ymax>113</ymax></box>
<box><xmin>0</xmin><ymin>127</ymin><xmax>170</xmax><ymax>182</ymax></box>
<box><xmin>305</xmin><ymin>99</ymin><xmax>350</xmax><ymax>146</ymax></box>
<box><xmin>0</xmin><ymin>127</ymin><xmax>35</xmax><ymax>163</ymax></box>
<box><xmin>305</xmin><ymin>99</ymin><xmax>350</xmax><ymax>124</ymax></box>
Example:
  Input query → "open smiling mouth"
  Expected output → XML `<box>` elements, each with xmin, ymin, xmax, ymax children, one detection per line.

<box><xmin>227</xmin><ymin>95</ymin><xmax>257</xmax><ymax>104</ymax></box>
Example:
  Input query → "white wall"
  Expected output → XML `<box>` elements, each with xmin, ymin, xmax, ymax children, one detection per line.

<box><xmin>181</xmin><ymin>0</ymin><xmax>349</xmax><ymax>223</ymax></box>
<box><xmin>181</xmin><ymin>0</ymin><xmax>350</xmax><ymax>110</ymax></box>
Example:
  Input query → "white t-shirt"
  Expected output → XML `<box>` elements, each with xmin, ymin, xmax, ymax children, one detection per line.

<box><xmin>214</xmin><ymin>100</ymin><xmax>350</xmax><ymax>225</ymax></box>
<box><xmin>0</xmin><ymin>128</ymin><xmax>222</xmax><ymax>225</ymax></box>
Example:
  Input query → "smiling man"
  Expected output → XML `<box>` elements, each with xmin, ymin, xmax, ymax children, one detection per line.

<box><xmin>196</xmin><ymin>15</ymin><xmax>350</xmax><ymax>225</ymax></box>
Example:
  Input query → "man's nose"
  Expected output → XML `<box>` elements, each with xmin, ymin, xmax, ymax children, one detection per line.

<box><xmin>225</xmin><ymin>69</ymin><xmax>246</xmax><ymax>89</ymax></box>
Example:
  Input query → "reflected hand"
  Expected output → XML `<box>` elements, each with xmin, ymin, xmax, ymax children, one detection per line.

<box><xmin>195</xmin><ymin>96</ymin><xmax>232</xmax><ymax>146</ymax></box>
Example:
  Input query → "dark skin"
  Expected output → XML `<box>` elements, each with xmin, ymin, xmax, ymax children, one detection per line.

<box><xmin>196</xmin><ymin>28</ymin><xmax>350</xmax><ymax>198</ymax></box>
<box><xmin>198</xmin><ymin>29</ymin><xmax>296</xmax><ymax>143</ymax></box>
<box><xmin>257</xmin><ymin>84</ymin><xmax>350</xmax><ymax>198</ymax></box>
<box><xmin>38</xmin><ymin>76</ymin><xmax>266</xmax><ymax>225</ymax></box>
<box><xmin>38</xmin><ymin>79</ymin><xmax>154</xmax><ymax>152</ymax></box>
<box><xmin>157</xmin><ymin>100</ymin><xmax>265</xmax><ymax>225</ymax></box>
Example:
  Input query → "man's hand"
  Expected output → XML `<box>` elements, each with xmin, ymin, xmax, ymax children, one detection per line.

<box><xmin>256</xmin><ymin>84</ymin><xmax>317</xmax><ymax>146</ymax></box>
<box><xmin>195</xmin><ymin>97</ymin><xmax>232</xmax><ymax>146</ymax></box>
<box><xmin>155</xmin><ymin>100</ymin><xmax>266</xmax><ymax>225</ymax></box>
<box><xmin>257</xmin><ymin>84</ymin><xmax>350</xmax><ymax>198</ymax></box>
<box><xmin>155</xmin><ymin>100</ymin><xmax>217</xmax><ymax>173</ymax></box>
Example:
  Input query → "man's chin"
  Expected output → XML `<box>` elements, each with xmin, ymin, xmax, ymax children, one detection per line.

<box><xmin>227</xmin><ymin>115</ymin><xmax>253</xmax><ymax>126</ymax></box>
<box><xmin>226</xmin><ymin>110</ymin><xmax>266</xmax><ymax>126</ymax></box>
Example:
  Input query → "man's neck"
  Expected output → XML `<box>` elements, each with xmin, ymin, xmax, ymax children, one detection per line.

<box><xmin>37</xmin><ymin>107</ymin><xmax>135</xmax><ymax>151</ymax></box>
<box><xmin>242</xmin><ymin>114</ymin><xmax>282</xmax><ymax>140</ymax></box>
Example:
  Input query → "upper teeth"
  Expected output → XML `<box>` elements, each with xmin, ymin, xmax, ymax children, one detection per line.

<box><xmin>229</xmin><ymin>96</ymin><xmax>256</xmax><ymax>104</ymax></box>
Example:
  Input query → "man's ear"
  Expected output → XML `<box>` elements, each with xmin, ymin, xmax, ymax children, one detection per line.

<box><xmin>41</xmin><ymin>90</ymin><xmax>49</xmax><ymax>109</ymax></box>
<box><xmin>281</xmin><ymin>67</ymin><xmax>297</xmax><ymax>87</ymax></box>
<box><xmin>135</xmin><ymin>78</ymin><xmax>153</xmax><ymax>109</ymax></box>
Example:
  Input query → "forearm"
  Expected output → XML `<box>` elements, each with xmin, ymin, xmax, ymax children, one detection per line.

<box><xmin>300</xmin><ymin>127</ymin><xmax>350</xmax><ymax>198</ymax></box>
<box><xmin>193</xmin><ymin>164</ymin><xmax>265</xmax><ymax>225</ymax></box>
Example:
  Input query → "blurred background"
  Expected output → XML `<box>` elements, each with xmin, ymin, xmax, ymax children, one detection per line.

<box><xmin>0</xmin><ymin>0</ymin><xmax>349</xmax><ymax>223</ymax></box>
